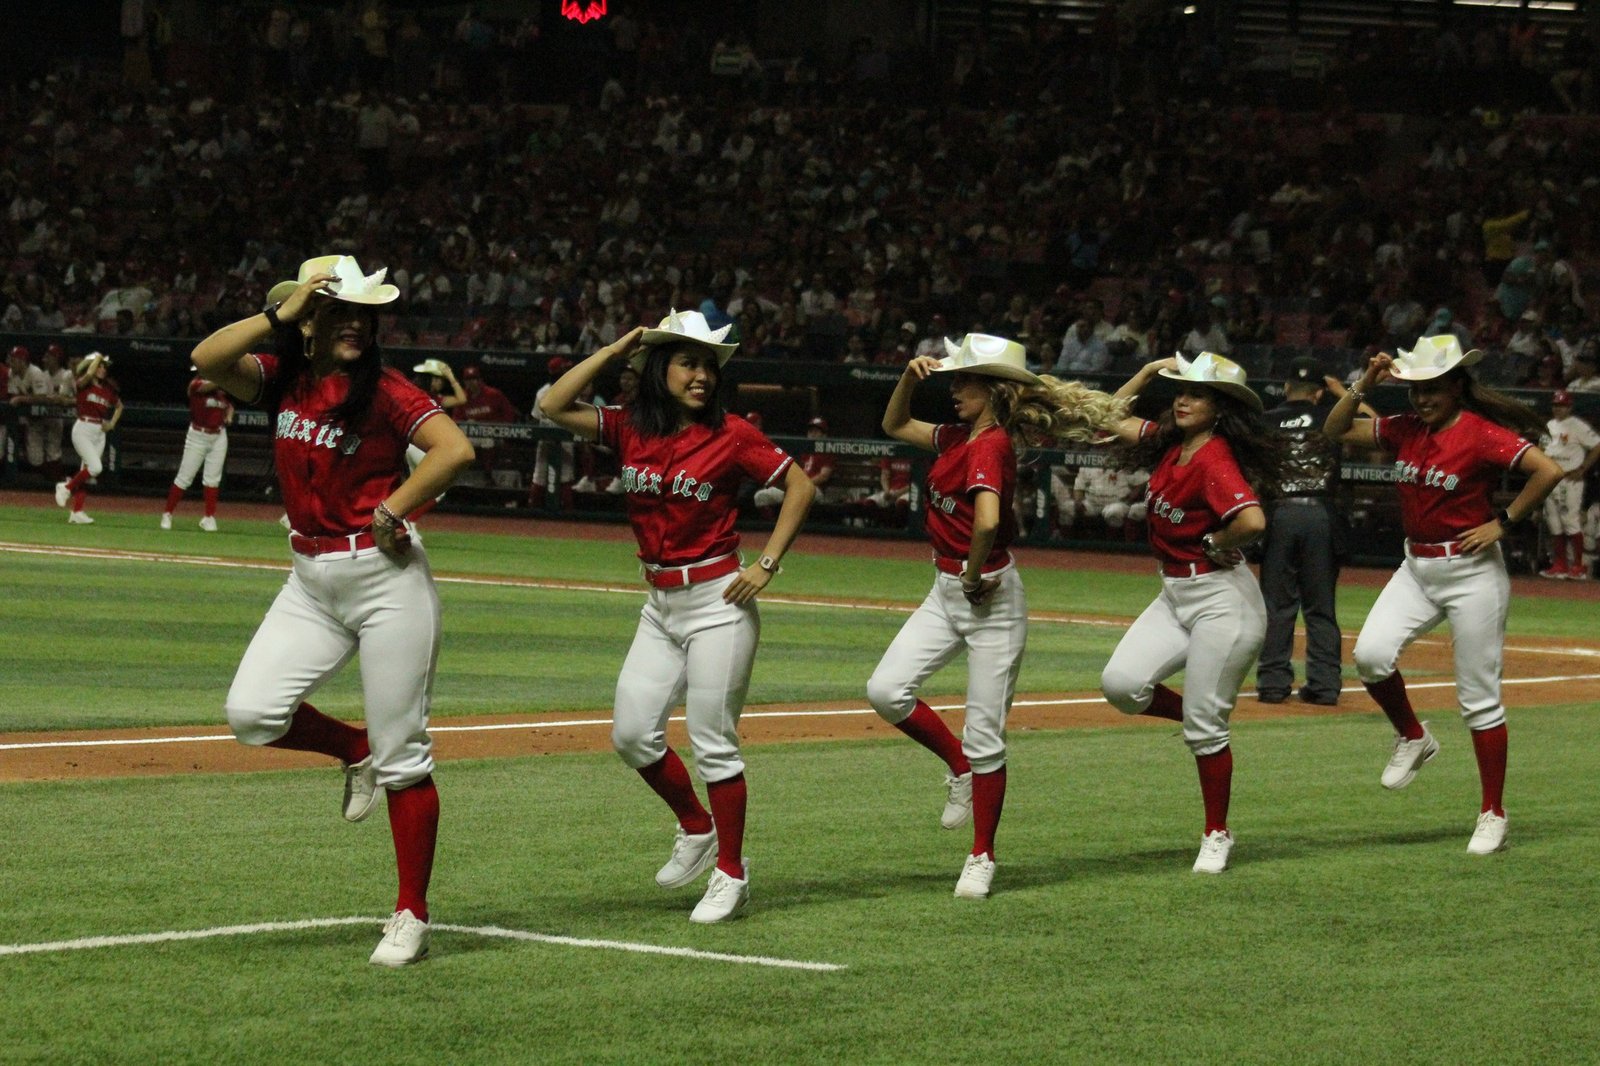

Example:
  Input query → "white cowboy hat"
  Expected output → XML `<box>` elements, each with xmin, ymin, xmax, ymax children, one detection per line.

<box><xmin>935</xmin><ymin>333</ymin><xmax>1041</xmax><ymax>385</ymax></box>
<box><xmin>633</xmin><ymin>308</ymin><xmax>738</xmax><ymax>370</ymax></box>
<box><xmin>77</xmin><ymin>351</ymin><xmax>109</xmax><ymax>375</ymax></box>
<box><xmin>266</xmin><ymin>254</ymin><xmax>399</xmax><ymax>308</ymax></box>
<box><xmin>412</xmin><ymin>358</ymin><xmax>452</xmax><ymax>377</ymax></box>
<box><xmin>1390</xmin><ymin>334</ymin><xmax>1483</xmax><ymax>381</ymax></box>
<box><xmin>1158</xmin><ymin>351</ymin><xmax>1263</xmax><ymax>411</ymax></box>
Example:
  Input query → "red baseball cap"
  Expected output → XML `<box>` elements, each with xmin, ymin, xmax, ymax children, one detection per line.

<box><xmin>743</xmin><ymin>410</ymin><xmax>764</xmax><ymax>427</ymax></box>
<box><xmin>547</xmin><ymin>356</ymin><xmax>573</xmax><ymax>377</ymax></box>
<box><xmin>8</xmin><ymin>345</ymin><xmax>29</xmax><ymax>362</ymax></box>
<box><xmin>462</xmin><ymin>364</ymin><xmax>483</xmax><ymax>379</ymax></box>
<box><xmin>1553</xmin><ymin>389</ymin><xmax>1574</xmax><ymax>405</ymax></box>
<box><xmin>808</xmin><ymin>417</ymin><xmax>828</xmax><ymax>431</ymax></box>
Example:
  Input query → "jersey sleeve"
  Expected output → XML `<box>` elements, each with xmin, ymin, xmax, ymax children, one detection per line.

<box><xmin>596</xmin><ymin>404</ymin><xmax>627</xmax><ymax>451</ymax></box>
<box><xmin>932</xmin><ymin>422</ymin><xmax>966</xmax><ymax>453</ymax></box>
<box><xmin>374</xmin><ymin>370</ymin><xmax>445</xmax><ymax>441</ymax></box>
<box><xmin>731</xmin><ymin>416</ymin><xmax>794</xmax><ymax>487</ymax></box>
<box><xmin>1373</xmin><ymin>413</ymin><xmax>1419</xmax><ymax>455</ymax></box>
<box><xmin>1475</xmin><ymin>419</ymin><xmax>1533</xmax><ymax>470</ymax></box>
<box><xmin>1579</xmin><ymin>420</ymin><xmax>1600</xmax><ymax>451</ymax></box>
<box><xmin>1202</xmin><ymin>444</ymin><xmax>1260</xmax><ymax>522</ymax></box>
<box><xmin>965</xmin><ymin>430</ymin><xmax>1012</xmax><ymax>496</ymax></box>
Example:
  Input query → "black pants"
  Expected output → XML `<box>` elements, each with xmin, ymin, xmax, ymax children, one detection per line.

<box><xmin>1256</xmin><ymin>498</ymin><xmax>1343</xmax><ymax>701</ymax></box>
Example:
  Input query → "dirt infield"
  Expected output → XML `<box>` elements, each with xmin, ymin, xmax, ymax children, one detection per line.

<box><xmin>5</xmin><ymin>487</ymin><xmax>1599</xmax><ymax>782</ymax></box>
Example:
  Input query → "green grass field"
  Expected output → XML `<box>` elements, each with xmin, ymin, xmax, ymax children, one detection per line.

<box><xmin>2</xmin><ymin>506</ymin><xmax>1597</xmax><ymax>1064</ymax></box>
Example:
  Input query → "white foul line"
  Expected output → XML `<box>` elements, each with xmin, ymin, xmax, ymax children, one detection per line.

<box><xmin>0</xmin><ymin>916</ymin><xmax>845</xmax><ymax>972</ymax></box>
<box><xmin>6</xmin><ymin>674</ymin><xmax>1600</xmax><ymax>753</ymax></box>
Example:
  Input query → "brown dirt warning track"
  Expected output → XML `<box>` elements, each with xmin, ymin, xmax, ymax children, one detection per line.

<box><xmin>4</xmin><ymin>489</ymin><xmax>1599</xmax><ymax>782</ymax></box>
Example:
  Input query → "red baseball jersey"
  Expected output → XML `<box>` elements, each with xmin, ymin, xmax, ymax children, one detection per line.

<box><xmin>925</xmin><ymin>423</ymin><xmax>1017</xmax><ymax>570</ymax></box>
<box><xmin>188</xmin><ymin>378</ymin><xmax>233</xmax><ymax>431</ymax></box>
<box><xmin>253</xmin><ymin>354</ymin><xmax>443</xmax><ymax>537</ymax></box>
<box><xmin>597</xmin><ymin>406</ymin><xmax>792</xmax><ymax>565</ymax></box>
<box><xmin>800</xmin><ymin>452</ymin><xmax>836</xmax><ymax>481</ymax></box>
<box><xmin>453</xmin><ymin>384</ymin><xmax>518</xmax><ymax>424</ymax></box>
<box><xmin>76</xmin><ymin>381</ymin><xmax>119</xmax><ymax>422</ymax></box>
<box><xmin>1141</xmin><ymin>423</ymin><xmax>1260</xmax><ymax>565</ymax></box>
<box><xmin>1373</xmin><ymin>410</ymin><xmax>1532</xmax><ymax>543</ymax></box>
<box><xmin>879</xmin><ymin>456</ymin><xmax>912</xmax><ymax>491</ymax></box>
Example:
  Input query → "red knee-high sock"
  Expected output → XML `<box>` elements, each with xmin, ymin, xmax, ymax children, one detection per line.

<box><xmin>636</xmin><ymin>749</ymin><xmax>713</xmax><ymax>834</ymax></box>
<box><xmin>386</xmin><ymin>776</ymin><xmax>439</xmax><ymax>922</ymax></box>
<box><xmin>1573</xmin><ymin>538</ymin><xmax>1587</xmax><ymax>574</ymax></box>
<box><xmin>202</xmin><ymin>486</ymin><xmax>219</xmax><ymax>517</ymax></box>
<box><xmin>1471</xmin><ymin>723</ymin><xmax>1508</xmax><ymax>816</ymax></box>
<box><xmin>706</xmin><ymin>773</ymin><xmax>747</xmax><ymax>878</ymax></box>
<box><xmin>70</xmin><ymin>485</ymin><xmax>89</xmax><ymax>511</ymax></box>
<box><xmin>266</xmin><ymin>701</ymin><xmax>370</xmax><ymax>762</ymax></box>
<box><xmin>893</xmin><ymin>699</ymin><xmax>971</xmax><ymax>775</ymax></box>
<box><xmin>1142</xmin><ymin>684</ymin><xmax>1185</xmax><ymax>722</ymax></box>
<box><xmin>164</xmin><ymin>484</ymin><xmax>184</xmax><ymax>513</ymax></box>
<box><xmin>66</xmin><ymin>468</ymin><xmax>91</xmax><ymax>492</ymax></box>
<box><xmin>971</xmin><ymin>767</ymin><xmax>1007</xmax><ymax>860</ymax></box>
<box><xmin>1196</xmin><ymin>748</ymin><xmax>1233</xmax><ymax>834</ymax></box>
<box><xmin>1364</xmin><ymin>671</ymin><xmax>1423</xmax><ymax>740</ymax></box>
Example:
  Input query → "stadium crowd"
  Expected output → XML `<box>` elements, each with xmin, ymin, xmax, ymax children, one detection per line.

<box><xmin>3</xmin><ymin>2</ymin><xmax>1600</xmax><ymax>395</ymax></box>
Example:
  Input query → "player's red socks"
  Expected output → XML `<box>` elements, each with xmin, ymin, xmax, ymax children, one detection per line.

<box><xmin>893</xmin><ymin>700</ymin><xmax>971</xmax><ymax>775</ymax></box>
<box><xmin>1195</xmin><ymin>747</ymin><xmax>1232</xmax><ymax>834</ymax></box>
<box><xmin>66</xmin><ymin>469</ymin><xmax>90</xmax><ymax>493</ymax></box>
<box><xmin>70</xmin><ymin>485</ymin><xmax>89</xmax><ymax>512</ymax></box>
<box><xmin>164</xmin><ymin>484</ymin><xmax>184</xmax><ymax>514</ymax></box>
<box><xmin>267</xmin><ymin>701</ymin><xmax>370</xmax><ymax>763</ymax></box>
<box><xmin>1364</xmin><ymin>671</ymin><xmax>1424</xmax><ymax>740</ymax></box>
<box><xmin>971</xmin><ymin>767</ymin><xmax>1006</xmax><ymax>860</ymax></box>
<box><xmin>387</xmin><ymin>775</ymin><xmax>439</xmax><ymax>923</ymax></box>
<box><xmin>636</xmin><ymin>749</ymin><xmax>713</xmax><ymax>835</ymax></box>
<box><xmin>1142</xmin><ymin>684</ymin><xmax>1185</xmax><ymax>722</ymax></box>
<box><xmin>1471</xmin><ymin>723</ymin><xmax>1508</xmax><ymax>816</ymax></box>
<box><xmin>706</xmin><ymin>773</ymin><xmax>747</xmax><ymax>878</ymax></box>
<box><xmin>202</xmin><ymin>486</ymin><xmax>219</xmax><ymax>517</ymax></box>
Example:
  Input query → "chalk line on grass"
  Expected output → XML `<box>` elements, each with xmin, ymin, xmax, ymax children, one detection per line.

<box><xmin>0</xmin><ymin>916</ymin><xmax>846</xmax><ymax>972</ymax></box>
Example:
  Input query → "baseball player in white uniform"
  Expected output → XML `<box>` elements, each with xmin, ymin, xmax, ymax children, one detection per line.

<box><xmin>6</xmin><ymin>346</ymin><xmax>47</xmax><ymax>469</ymax></box>
<box><xmin>1052</xmin><ymin>463</ymin><xmax>1149</xmax><ymax>533</ymax></box>
<box><xmin>1324</xmin><ymin>338</ymin><xmax>1563</xmax><ymax>855</ymax></box>
<box><xmin>15</xmin><ymin>344</ymin><xmax>74</xmax><ymax>474</ymax></box>
<box><xmin>194</xmin><ymin>254</ymin><xmax>475</xmax><ymax>966</ymax></box>
<box><xmin>1537</xmin><ymin>389</ymin><xmax>1600</xmax><ymax>579</ymax></box>
<box><xmin>160</xmin><ymin>371</ymin><xmax>234</xmax><ymax>531</ymax></box>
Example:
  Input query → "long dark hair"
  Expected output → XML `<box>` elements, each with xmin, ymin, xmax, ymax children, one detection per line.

<box><xmin>628</xmin><ymin>344</ymin><xmax>728</xmax><ymax>438</ymax></box>
<box><xmin>259</xmin><ymin>308</ymin><xmax>385</xmax><ymax>430</ymax></box>
<box><xmin>1118</xmin><ymin>387</ymin><xmax>1287</xmax><ymax>498</ymax></box>
<box><xmin>1445</xmin><ymin>368</ymin><xmax>1545</xmax><ymax>437</ymax></box>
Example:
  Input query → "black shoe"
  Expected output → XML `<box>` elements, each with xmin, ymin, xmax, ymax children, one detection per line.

<box><xmin>1257</xmin><ymin>690</ymin><xmax>1290</xmax><ymax>704</ymax></box>
<box><xmin>1299</xmin><ymin>689</ymin><xmax>1340</xmax><ymax>706</ymax></box>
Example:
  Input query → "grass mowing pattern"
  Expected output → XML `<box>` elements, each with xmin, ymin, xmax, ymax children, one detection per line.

<box><xmin>4</xmin><ymin>711</ymin><xmax>1598</xmax><ymax>1063</ymax></box>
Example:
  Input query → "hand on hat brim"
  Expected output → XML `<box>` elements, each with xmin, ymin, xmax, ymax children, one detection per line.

<box><xmin>630</xmin><ymin>332</ymin><xmax>737</xmax><ymax>371</ymax></box>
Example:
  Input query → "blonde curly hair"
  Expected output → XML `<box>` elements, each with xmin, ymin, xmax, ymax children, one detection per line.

<box><xmin>984</xmin><ymin>375</ymin><xmax>1128</xmax><ymax>453</ymax></box>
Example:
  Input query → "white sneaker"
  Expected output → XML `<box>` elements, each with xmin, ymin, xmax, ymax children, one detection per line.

<box><xmin>67</xmin><ymin>511</ymin><xmax>94</xmax><ymax>524</ymax></box>
<box><xmin>942</xmin><ymin>771</ymin><xmax>973</xmax><ymax>829</ymax></box>
<box><xmin>159</xmin><ymin>512</ymin><xmax>172</xmax><ymax>530</ymax></box>
<box><xmin>369</xmin><ymin>909</ymin><xmax>430</xmax><ymax>966</ymax></box>
<box><xmin>199</xmin><ymin>515</ymin><xmax>218</xmax><ymax>532</ymax></box>
<box><xmin>1381</xmin><ymin>723</ymin><xmax>1439</xmax><ymax>790</ymax></box>
<box><xmin>954</xmin><ymin>852</ymin><xmax>996</xmax><ymax>898</ymax></box>
<box><xmin>278</xmin><ymin>513</ymin><xmax>292</xmax><ymax>530</ymax></box>
<box><xmin>341</xmin><ymin>756</ymin><xmax>380</xmax><ymax>822</ymax></box>
<box><xmin>1193</xmin><ymin>829</ymin><xmax>1233</xmax><ymax>874</ymax></box>
<box><xmin>55</xmin><ymin>481</ymin><xmax>69</xmax><ymax>507</ymax></box>
<box><xmin>655</xmin><ymin>826</ymin><xmax>719</xmax><ymax>888</ymax></box>
<box><xmin>1467</xmin><ymin>810</ymin><xmax>1508</xmax><ymax>855</ymax></box>
<box><xmin>572</xmin><ymin>476</ymin><xmax>597</xmax><ymax>493</ymax></box>
<box><xmin>689</xmin><ymin>863</ymin><xmax>749</xmax><ymax>923</ymax></box>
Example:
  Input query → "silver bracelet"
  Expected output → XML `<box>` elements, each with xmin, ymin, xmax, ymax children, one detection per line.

<box><xmin>375</xmin><ymin>501</ymin><xmax>403</xmax><ymax>527</ymax></box>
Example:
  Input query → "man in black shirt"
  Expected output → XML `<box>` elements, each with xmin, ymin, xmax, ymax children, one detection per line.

<box><xmin>1256</xmin><ymin>356</ymin><xmax>1350</xmax><ymax>705</ymax></box>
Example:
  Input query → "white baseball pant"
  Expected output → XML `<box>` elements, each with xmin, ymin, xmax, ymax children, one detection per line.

<box><xmin>1101</xmin><ymin>566</ymin><xmax>1267</xmax><ymax>755</ymax></box>
<box><xmin>225</xmin><ymin>544</ymin><xmax>440</xmax><ymax>789</ymax></box>
<box><xmin>866</xmin><ymin>567</ymin><xmax>1027</xmax><ymax>774</ymax></box>
<box><xmin>612</xmin><ymin>571</ymin><xmax>758</xmax><ymax>783</ymax></box>
<box><xmin>1352</xmin><ymin>545</ymin><xmax>1508</xmax><ymax>731</ymax></box>
<box><xmin>70</xmin><ymin>420</ymin><xmax>106</xmax><ymax>476</ymax></box>
<box><xmin>534</xmin><ymin>439</ymin><xmax>576</xmax><ymax>485</ymax></box>
<box><xmin>751</xmin><ymin>485</ymin><xmax>786</xmax><ymax>508</ymax></box>
<box><xmin>173</xmin><ymin>428</ymin><xmax>228</xmax><ymax>489</ymax></box>
<box><xmin>1542</xmin><ymin>478</ymin><xmax>1584</xmax><ymax>535</ymax></box>
<box><xmin>24</xmin><ymin>418</ymin><xmax>64</xmax><ymax>466</ymax></box>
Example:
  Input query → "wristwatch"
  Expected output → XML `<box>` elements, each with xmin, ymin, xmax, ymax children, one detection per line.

<box><xmin>757</xmin><ymin>555</ymin><xmax>782</xmax><ymax>574</ymax></box>
<box><xmin>1495</xmin><ymin>508</ymin><xmax>1520</xmax><ymax>527</ymax></box>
